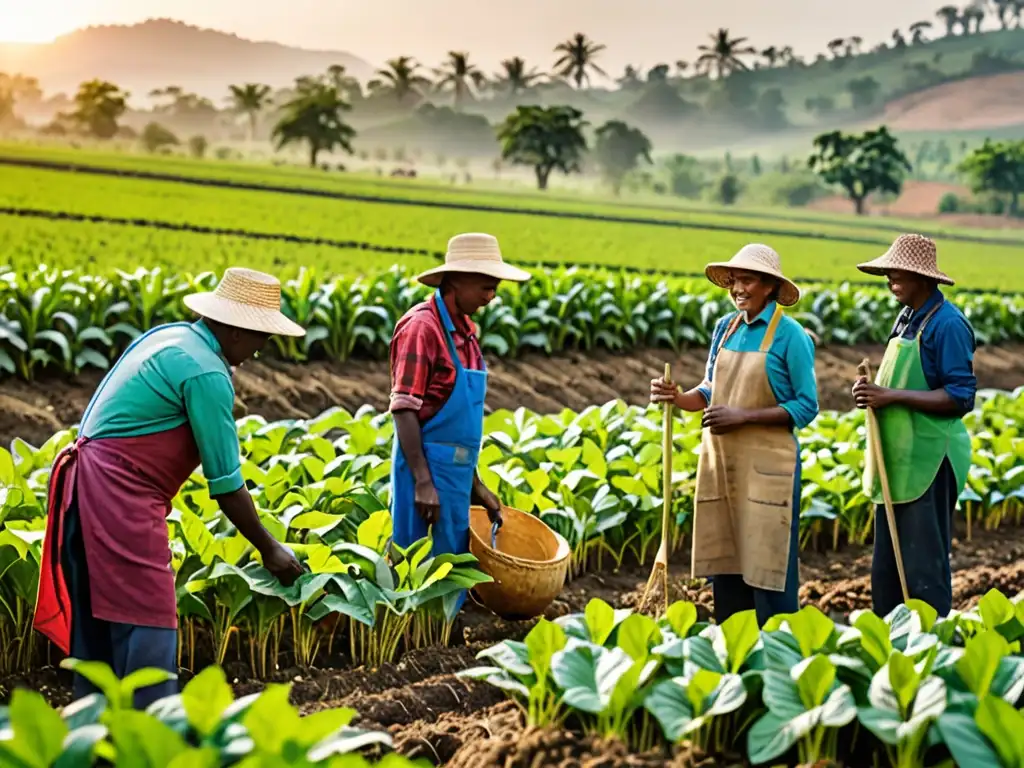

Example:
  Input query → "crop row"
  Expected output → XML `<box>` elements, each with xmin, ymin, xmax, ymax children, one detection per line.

<box><xmin>2</xmin><ymin>264</ymin><xmax>1024</xmax><ymax>381</ymax></box>
<box><xmin>1</xmin><ymin>389</ymin><xmax>1020</xmax><ymax>678</ymax></box>
<box><xmin>4</xmin><ymin>144</ymin><xmax>1022</xmax><ymax>248</ymax></box>
<box><xmin>464</xmin><ymin>591</ymin><xmax>1024</xmax><ymax>767</ymax></box>
<box><xmin>0</xmin><ymin>660</ymin><xmax>424</xmax><ymax>767</ymax></box>
<box><xmin>3</xmin><ymin>161</ymin><xmax>1022</xmax><ymax>287</ymax></box>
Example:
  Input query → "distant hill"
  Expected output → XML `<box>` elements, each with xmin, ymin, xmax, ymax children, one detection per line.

<box><xmin>0</xmin><ymin>19</ymin><xmax>374</xmax><ymax>102</ymax></box>
<box><xmin>881</xmin><ymin>71</ymin><xmax>1024</xmax><ymax>132</ymax></box>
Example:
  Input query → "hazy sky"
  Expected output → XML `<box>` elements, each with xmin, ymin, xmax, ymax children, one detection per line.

<box><xmin>2</xmin><ymin>0</ymin><xmax>965</xmax><ymax>73</ymax></box>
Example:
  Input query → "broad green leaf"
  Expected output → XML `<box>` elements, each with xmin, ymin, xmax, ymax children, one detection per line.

<box><xmin>1</xmin><ymin>689</ymin><xmax>67</xmax><ymax>768</ymax></box>
<box><xmin>976</xmin><ymin>695</ymin><xmax>1024</xmax><ymax>768</ymax></box>
<box><xmin>956</xmin><ymin>630</ymin><xmax>1011</xmax><ymax>699</ymax></box>
<box><xmin>584</xmin><ymin>598</ymin><xmax>615</xmax><ymax>646</ymax></box>
<box><xmin>106</xmin><ymin>710</ymin><xmax>189</xmax><ymax>768</ymax></box>
<box><xmin>181</xmin><ymin>665</ymin><xmax>235</xmax><ymax>738</ymax></box>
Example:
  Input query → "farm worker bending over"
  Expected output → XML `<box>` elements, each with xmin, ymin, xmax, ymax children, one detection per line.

<box><xmin>389</xmin><ymin>233</ymin><xmax>531</xmax><ymax>613</ymax></box>
<box><xmin>650</xmin><ymin>244</ymin><xmax>818</xmax><ymax>627</ymax></box>
<box><xmin>851</xmin><ymin>234</ymin><xmax>975</xmax><ymax>620</ymax></box>
<box><xmin>34</xmin><ymin>267</ymin><xmax>306</xmax><ymax>708</ymax></box>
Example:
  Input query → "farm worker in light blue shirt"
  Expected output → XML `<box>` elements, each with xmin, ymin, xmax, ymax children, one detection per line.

<box><xmin>651</xmin><ymin>244</ymin><xmax>818</xmax><ymax>626</ymax></box>
<box><xmin>35</xmin><ymin>267</ymin><xmax>306</xmax><ymax>710</ymax></box>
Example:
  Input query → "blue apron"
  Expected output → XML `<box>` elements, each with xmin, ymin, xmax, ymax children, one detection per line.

<box><xmin>390</xmin><ymin>289</ymin><xmax>488</xmax><ymax>614</ymax></box>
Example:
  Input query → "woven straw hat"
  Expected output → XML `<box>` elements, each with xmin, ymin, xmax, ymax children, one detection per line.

<box><xmin>183</xmin><ymin>268</ymin><xmax>305</xmax><ymax>337</ymax></box>
<box><xmin>415</xmin><ymin>233</ymin><xmax>532</xmax><ymax>287</ymax></box>
<box><xmin>856</xmin><ymin>234</ymin><xmax>954</xmax><ymax>286</ymax></box>
<box><xmin>704</xmin><ymin>244</ymin><xmax>801</xmax><ymax>307</ymax></box>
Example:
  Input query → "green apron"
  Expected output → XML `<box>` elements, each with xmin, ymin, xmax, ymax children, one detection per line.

<box><xmin>863</xmin><ymin>304</ymin><xmax>972</xmax><ymax>506</ymax></box>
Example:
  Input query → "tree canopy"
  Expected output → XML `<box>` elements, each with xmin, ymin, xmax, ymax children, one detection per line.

<box><xmin>592</xmin><ymin>120</ymin><xmax>653</xmax><ymax>195</ymax></box>
<box><xmin>496</xmin><ymin>105</ymin><xmax>588</xmax><ymax>190</ymax></box>
<box><xmin>959</xmin><ymin>139</ymin><xmax>1024</xmax><ymax>217</ymax></box>
<box><xmin>807</xmin><ymin>126</ymin><xmax>912</xmax><ymax>215</ymax></box>
<box><xmin>272</xmin><ymin>78</ymin><xmax>357</xmax><ymax>167</ymax></box>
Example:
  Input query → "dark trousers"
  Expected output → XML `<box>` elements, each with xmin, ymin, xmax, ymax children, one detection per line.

<box><xmin>712</xmin><ymin>466</ymin><xmax>802</xmax><ymax>627</ymax></box>
<box><xmin>871</xmin><ymin>458</ymin><xmax>956</xmax><ymax>620</ymax></box>
<box><xmin>62</xmin><ymin>495</ymin><xmax>179</xmax><ymax>710</ymax></box>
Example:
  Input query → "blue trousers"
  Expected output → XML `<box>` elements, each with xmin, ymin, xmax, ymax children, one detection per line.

<box><xmin>62</xmin><ymin>495</ymin><xmax>179</xmax><ymax>710</ymax></box>
<box><xmin>711</xmin><ymin>466</ymin><xmax>801</xmax><ymax>627</ymax></box>
<box><xmin>871</xmin><ymin>458</ymin><xmax>956</xmax><ymax>619</ymax></box>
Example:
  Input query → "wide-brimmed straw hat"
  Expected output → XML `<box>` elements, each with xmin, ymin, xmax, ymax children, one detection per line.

<box><xmin>183</xmin><ymin>267</ymin><xmax>305</xmax><ymax>337</ymax></box>
<box><xmin>856</xmin><ymin>234</ymin><xmax>954</xmax><ymax>286</ymax></box>
<box><xmin>704</xmin><ymin>244</ymin><xmax>801</xmax><ymax>307</ymax></box>
<box><xmin>414</xmin><ymin>233</ymin><xmax>532</xmax><ymax>288</ymax></box>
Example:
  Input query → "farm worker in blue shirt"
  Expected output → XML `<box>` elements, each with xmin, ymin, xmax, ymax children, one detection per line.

<box><xmin>389</xmin><ymin>233</ymin><xmax>531</xmax><ymax>616</ymax></box>
<box><xmin>650</xmin><ymin>244</ymin><xmax>818</xmax><ymax>627</ymax></box>
<box><xmin>851</xmin><ymin>234</ymin><xmax>976</xmax><ymax>620</ymax></box>
<box><xmin>35</xmin><ymin>267</ymin><xmax>305</xmax><ymax>709</ymax></box>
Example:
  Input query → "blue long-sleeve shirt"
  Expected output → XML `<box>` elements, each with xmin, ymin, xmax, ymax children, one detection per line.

<box><xmin>697</xmin><ymin>302</ymin><xmax>820</xmax><ymax>431</ymax></box>
<box><xmin>888</xmin><ymin>289</ymin><xmax>977</xmax><ymax>416</ymax></box>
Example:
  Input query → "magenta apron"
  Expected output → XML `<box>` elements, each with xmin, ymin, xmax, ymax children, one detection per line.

<box><xmin>35</xmin><ymin>424</ymin><xmax>201</xmax><ymax>653</ymax></box>
<box><xmin>390</xmin><ymin>289</ymin><xmax>487</xmax><ymax>615</ymax></box>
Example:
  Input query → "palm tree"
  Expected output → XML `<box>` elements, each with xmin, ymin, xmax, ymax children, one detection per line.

<box><xmin>675</xmin><ymin>60</ymin><xmax>689</xmax><ymax>76</ymax></box>
<box><xmin>909</xmin><ymin>20</ymin><xmax>933</xmax><ymax>44</ymax></box>
<box><xmin>272</xmin><ymin>80</ymin><xmax>355</xmax><ymax>167</ymax></box>
<box><xmin>433</xmin><ymin>51</ymin><xmax>486</xmax><ymax>109</ymax></box>
<box><xmin>846</xmin><ymin>36</ymin><xmax>863</xmax><ymax>56</ymax></box>
<box><xmin>936</xmin><ymin>5</ymin><xmax>961</xmax><ymax>34</ymax></box>
<box><xmin>227</xmin><ymin>83</ymin><xmax>273</xmax><ymax>141</ymax></box>
<box><xmin>761</xmin><ymin>46</ymin><xmax>780</xmax><ymax>68</ymax></box>
<box><xmin>827</xmin><ymin>38</ymin><xmax>846</xmax><ymax>59</ymax></box>
<box><xmin>963</xmin><ymin>3</ymin><xmax>986</xmax><ymax>33</ymax></box>
<box><xmin>494</xmin><ymin>57</ymin><xmax>544</xmax><ymax>96</ymax></box>
<box><xmin>368</xmin><ymin>56</ymin><xmax>431</xmax><ymax>105</ymax></box>
<box><xmin>695</xmin><ymin>29</ymin><xmax>756</xmax><ymax>79</ymax></box>
<box><xmin>553</xmin><ymin>33</ymin><xmax>607</xmax><ymax>89</ymax></box>
<box><xmin>326</xmin><ymin>64</ymin><xmax>361</xmax><ymax>102</ymax></box>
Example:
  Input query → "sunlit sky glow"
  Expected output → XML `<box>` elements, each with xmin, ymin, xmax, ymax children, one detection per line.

<box><xmin>0</xmin><ymin>0</ymin><xmax>976</xmax><ymax>71</ymax></box>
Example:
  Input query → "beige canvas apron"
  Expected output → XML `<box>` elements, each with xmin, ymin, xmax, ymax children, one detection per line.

<box><xmin>691</xmin><ymin>305</ymin><xmax>797</xmax><ymax>592</ymax></box>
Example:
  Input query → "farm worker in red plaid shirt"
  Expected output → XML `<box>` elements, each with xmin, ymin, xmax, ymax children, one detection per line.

<box><xmin>389</xmin><ymin>233</ymin><xmax>531</xmax><ymax>614</ymax></box>
<box><xmin>34</xmin><ymin>268</ymin><xmax>305</xmax><ymax>709</ymax></box>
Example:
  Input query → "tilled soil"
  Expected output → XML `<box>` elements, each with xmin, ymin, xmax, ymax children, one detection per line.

<box><xmin>4</xmin><ymin>525</ymin><xmax>1024</xmax><ymax>764</ymax></box>
<box><xmin>4</xmin><ymin>342</ymin><xmax>1024</xmax><ymax>446</ymax></box>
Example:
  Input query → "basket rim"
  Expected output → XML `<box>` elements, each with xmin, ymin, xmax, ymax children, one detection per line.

<box><xmin>469</xmin><ymin>504</ymin><xmax>571</xmax><ymax>568</ymax></box>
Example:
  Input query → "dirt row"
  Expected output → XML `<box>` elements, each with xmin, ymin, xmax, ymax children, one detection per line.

<box><xmin>7</xmin><ymin>523</ymin><xmax>1024</xmax><ymax>765</ymax></box>
<box><xmin>4</xmin><ymin>342</ymin><xmax>1024</xmax><ymax>446</ymax></box>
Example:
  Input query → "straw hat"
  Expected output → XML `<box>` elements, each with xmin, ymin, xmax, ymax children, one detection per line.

<box><xmin>183</xmin><ymin>268</ymin><xmax>305</xmax><ymax>337</ymax></box>
<box><xmin>704</xmin><ymin>244</ymin><xmax>801</xmax><ymax>307</ymax></box>
<box><xmin>414</xmin><ymin>233</ymin><xmax>532</xmax><ymax>288</ymax></box>
<box><xmin>856</xmin><ymin>234</ymin><xmax>954</xmax><ymax>286</ymax></box>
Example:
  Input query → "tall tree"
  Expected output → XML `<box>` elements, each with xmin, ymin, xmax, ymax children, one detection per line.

<box><xmin>494</xmin><ymin>57</ymin><xmax>543</xmax><ymax>96</ymax></box>
<box><xmin>761</xmin><ymin>47</ymin><xmax>780</xmax><ymax>68</ymax></box>
<box><xmin>0</xmin><ymin>73</ymin><xmax>42</xmax><ymax>123</ymax></box>
<box><xmin>368</xmin><ymin>57</ymin><xmax>431</xmax><ymax>105</ymax></box>
<box><xmin>496</xmin><ymin>105</ymin><xmax>588</xmax><ymax>190</ymax></box>
<box><xmin>67</xmin><ymin>79</ymin><xmax>128</xmax><ymax>138</ymax></box>
<box><xmin>936</xmin><ymin>4</ymin><xmax>962</xmax><ymax>34</ymax></box>
<box><xmin>592</xmin><ymin>120</ymin><xmax>653</xmax><ymax>195</ymax></box>
<box><xmin>227</xmin><ymin>83</ymin><xmax>273</xmax><ymax>141</ymax></box>
<box><xmin>695</xmin><ymin>29</ymin><xmax>756</xmax><ymax>79</ymax></box>
<box><xmin>827</xmin><ymin>38</ymin><xmax>846</xmax><ymax>59</ymax></box>
<box><xmin>807</xmin><ymin>126</ymin><xmax>912</xmax><ymax>215</ymax></box>
<box><xmin>326</xmin><ymin>64</ymin><xmax>362</xmax><ymax>102</ymax></box>
<box><xmin>272</xmin><ymin>80</ymin><xmax>356</xmax><ymax>167</ymax></box>
<box><xmin>553</xmin><ymin>33</ymin><xmax>607</xmax><ymax>89</ymax></box>
<box><xmin>433</xmin><ymin>51</ymin><xmax>486</xmax><ymax>109</ymax></box>
<box><xmin>963</xmin><ymin>3</ymin><xmax>986</xmax><ymax>32</ymax></box>
<box><xmin>958</xmin><ymin>139</ymin><xmax>1024</xmax><ymax>216</ymax></box>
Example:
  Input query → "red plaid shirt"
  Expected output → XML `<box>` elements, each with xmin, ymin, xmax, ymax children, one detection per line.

<box><xmin>389</xmin><ymin>298</ymin><xmax>484</xmax><ymax>422</ymax></box>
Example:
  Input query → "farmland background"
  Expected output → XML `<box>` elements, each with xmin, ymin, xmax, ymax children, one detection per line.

<box><xmin>3</xmin><ymin>4</ymin><xmax>1024</xmax><ymax>766</ymax></box>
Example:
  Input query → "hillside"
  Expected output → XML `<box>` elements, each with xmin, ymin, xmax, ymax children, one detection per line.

<box><xmin>881</xmin><ymin>71</ymin><xmax>1024</xmax><ymax>131</ymax></box>
<box><xmin>0</xmin><ymin>19</ymin><xmax>374</xmax><ymax>101</ymax></box>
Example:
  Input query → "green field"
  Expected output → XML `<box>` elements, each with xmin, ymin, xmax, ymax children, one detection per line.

<box><xmin>4</xmin><ymin>140</ymin><xmax>1024</xmax><ymax>243</ymax></box>
<box><xmin>3</xmin><ymin>158</ymin><xmax>1024</xmax><ymax>289</ymax></box>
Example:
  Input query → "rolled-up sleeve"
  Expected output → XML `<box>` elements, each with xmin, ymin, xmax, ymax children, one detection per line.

<box><xmin>779</xmin><ymin>327</ymin><xmax>819</xmax><ymax>429</ymax></box>
<box><xmin>930</xmin><ymin>316</ymin><xmax>977</xmax><ymax>416</ymax></box>
<box><xmin>697</xmin><ymin>316</ymin><xmax>730</xmax><ymax>404</ymax></box>
<box><xmin>183</xmin><ymin>372</ymin><xmax>244</xmax><ymax>496</ymax></box>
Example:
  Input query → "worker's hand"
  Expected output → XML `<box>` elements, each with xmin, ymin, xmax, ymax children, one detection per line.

<box><xmin>414</xmin><ymin>478</ymin><xmax>441</xmax><ymax>525</ymax></box>
<box><xmin>262</xmin><ymin>540</ymin><xmax>304</xmax><ymax>586</ymax></box>
<box><xmin>853</xmin><ymin>380</ymin><xmax>894</xmax><ymax>410</ymax></box>
<box><xmin>479</xmin><ymin>487</ymin><xmax>503</xmax><ymax>528</ymax></box>
<box><xmin>701</xmin><ymin>405</ymin><xmax>747</xmax><ymax>434</ymax></box>
<box><xmin>650</xmin><ymin>377</ymin><xmax>679</xmax><ymax>406</ymax></box>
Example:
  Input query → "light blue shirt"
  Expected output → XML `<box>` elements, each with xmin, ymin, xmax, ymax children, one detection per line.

<box><xmin>697</xmin><ymin>301</ymin><xmax>819</xmax><ymax>431</ymax></box>
<box><xmin>80</xmin><ymin>320</ymin><xmax>244</xmax><ymax>496</ymax></box>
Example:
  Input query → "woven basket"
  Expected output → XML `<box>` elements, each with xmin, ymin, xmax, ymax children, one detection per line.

<box><xmin>468</xmin><ymin>505</ymin><xmax>570</xmax><ymax>620</ymax></box>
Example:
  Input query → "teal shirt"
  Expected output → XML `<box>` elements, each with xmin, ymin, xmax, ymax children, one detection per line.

<box><xmin>697</xmin><ymin>301</ymin><xmax>819</xmax><ymax>431</ymax></box>
<box><xmin>80</xmin><ymin>320</ymin><xmax>244</xmax><ymax>496</ymax></box>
